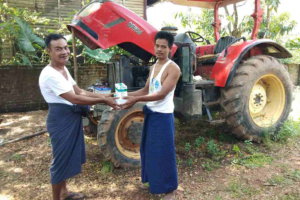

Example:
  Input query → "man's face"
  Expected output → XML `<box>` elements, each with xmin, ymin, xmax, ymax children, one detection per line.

<box><xmin>47</xmin><ymin>39</ymin><xmax>70</xmax><ymax>64</ymax></box>
<box><xmin>155</xmin><ymin>39</ymin><xmax>170</xmax><ymax>59</ymax></box>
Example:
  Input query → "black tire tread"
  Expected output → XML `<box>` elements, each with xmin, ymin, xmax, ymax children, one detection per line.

<box><xmin>220</xmin><ymin>55</ymin><xmax>294</xmax><ymax>142</ymax></box>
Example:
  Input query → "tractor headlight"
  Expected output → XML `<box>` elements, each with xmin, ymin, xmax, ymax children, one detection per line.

<box><xmin>78</xmin><ymin>2</ymin><xmax>101</xmax><ymax>17</ymax></box>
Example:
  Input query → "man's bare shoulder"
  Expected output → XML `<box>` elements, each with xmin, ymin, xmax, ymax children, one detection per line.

<box><xmin>149</xmin><ymin>64</ymin><xmax>155</xmax><ymax>72</ymax></box>
<box><xmin>168</xmin><ymin>61</ymin><xmax>181</xmax><ymax>74</ymax></box>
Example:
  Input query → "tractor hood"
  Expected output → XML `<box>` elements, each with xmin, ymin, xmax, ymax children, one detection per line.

<box><xmin>67</xmin><ymin>0</ymin><xmax>177</xmax><ymax>61</ymax></box>
<box><xmin>163</xmin><ymin>0</ymin><xmax>246</xmax><ymax>9</ymax></box>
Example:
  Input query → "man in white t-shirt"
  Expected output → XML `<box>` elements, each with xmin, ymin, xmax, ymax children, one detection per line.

<box><xmin>39</xmin><ymin>34</ymin><xmax>118</xmax><ymax>200</ymax></box>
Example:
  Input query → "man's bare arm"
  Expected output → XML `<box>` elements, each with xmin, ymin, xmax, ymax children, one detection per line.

<box><xmin>136</xmin><ymin>64</ymin><xmax>180</xmax><ymax>102</ymax></box>
<box><xmin>121</xmin><ymin>63</ymin><xmax>180</xmax><ymax>109</ymax></box>
<box><xmin>60</xmin><ymin>91</ymin><xmax>118</xmax><ymax>109</ymax></box>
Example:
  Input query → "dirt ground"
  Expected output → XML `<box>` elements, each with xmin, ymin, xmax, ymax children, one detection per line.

<box><xmin>0</xmin><ymin>87</ymin><xmax>300</xmax><ymax>200</ymax></box>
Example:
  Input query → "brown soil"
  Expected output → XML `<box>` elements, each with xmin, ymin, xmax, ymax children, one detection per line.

<box><xmin>0</xmin><ymin>111</ymin><xmax>300</xmax><ymax>200</ymax></box>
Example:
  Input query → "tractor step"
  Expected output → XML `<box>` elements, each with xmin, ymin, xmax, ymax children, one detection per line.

<box><xmin>194</xmin><ymin>80</ymin><xmax>215</xmax><ymax>88</ymax></box>
<box><xmin>204</xmin><ymin>119</ymin><xmax>225</xmax><ymax>125</ymax></box>
<box><xmin>203</xmin><ymin>100</ymin><xmax>220</xmax><ymax>106</ymax></box>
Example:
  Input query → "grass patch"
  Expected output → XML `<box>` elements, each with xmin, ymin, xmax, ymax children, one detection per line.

<box><xmin>100</xmin><ymin>161</ymin><xmax>113</xmax><ymax>174</ymax></box>
<box><xmin>276</xmin><ymin>193</ymin><xmax>300</xmax><ymax>200</ymax></box>
<box><xmin>229</xmin><ymin>181</ymin><xmax>259</xmax><ymax>198</ymax></box>
<box><xmin>11</xmin><ymin>153</ymin><xmax>24</xmax><ymax>162</ymax></box>
<box><xmin>268</xmin><ymin>174</ymin><xmax>292</xmax><ymax>186</ymax></box>
<box><xmin>202</xmin><ymin>159</ymin><xmax>220</xmax><ymax>171</ymax></box>
<box><xmin>233</xmin><ymin>152</ymin><xmax>273</xmax><ymax>169</ymax></box>
<box><xmin>284</xmin><ymin>169</ymin><xmax>300</xmax><ymax>182</ymax></box>
<box><xmin>274</xmin><ymin>120</ymin><xmax>300</xmax><ymax>143</ymax></box>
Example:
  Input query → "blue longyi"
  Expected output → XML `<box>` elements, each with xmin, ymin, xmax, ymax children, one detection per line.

<box><xmin>47</xmin><ymin>103</ymin><xmax>90</xmax><ymax>185</ymax></box>
<box><xmin>140</xmin><ymin>105</ymin><xmax>178</xmax><ymax>194</ymax></box>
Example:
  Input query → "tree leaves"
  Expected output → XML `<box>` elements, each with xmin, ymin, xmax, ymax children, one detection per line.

<box><xmin>13</xmin><ymin>17</ymin><xmax>45</xmax><ymax>52</ymax></box>
<box><xmin>16</xmin><ymin>53</ymin><xmax>32</xmax><ymax>67</ymax></box>
<box><xmin>83</xmin><ymin>45</ymin><xmax>113</xmax><ymax>63</ymax></box>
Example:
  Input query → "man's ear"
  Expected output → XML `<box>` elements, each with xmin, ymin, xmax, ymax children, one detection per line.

<box><xmin>46</xmin><ymin>47</ymin><xmax>51</xmax><ymax>54</ymax></box>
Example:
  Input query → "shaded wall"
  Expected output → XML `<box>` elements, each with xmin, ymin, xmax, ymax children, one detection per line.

<box><xmin>0</xmin><ymin>64</ymin><xmax>106</xmax><ymax>113</ymax></box>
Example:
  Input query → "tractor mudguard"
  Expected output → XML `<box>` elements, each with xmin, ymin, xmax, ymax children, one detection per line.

<box><xmin>211</xmin><ymin>39</ymin><xmax>292</xmax><ymax>87</ymax></box>
<box><xmin>67</xmin><ymin>0</ymin><xmax>177</xmax><ymax>61</ymax></box>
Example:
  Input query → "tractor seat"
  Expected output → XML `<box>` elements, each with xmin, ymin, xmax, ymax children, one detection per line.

<box><xmin>198</xmin><ymin>36</ymin><xmax>235</xmax><ymax>65</ymax></box>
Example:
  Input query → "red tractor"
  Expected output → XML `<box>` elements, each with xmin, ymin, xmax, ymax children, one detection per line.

<box><xmin>67</xmin><ymin>0</ymin><xmax>293</xmax><ymax>168</ymax></box>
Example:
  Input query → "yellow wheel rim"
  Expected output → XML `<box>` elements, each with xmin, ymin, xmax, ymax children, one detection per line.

<box><xmin>115</xmin><ymin>110</ymin><xmax>144</xmax><ymax>159</ymax></box>
<box><xmin>249</xmin><ymin>74</ymin><xmax>286</xmax><ymax>127</ymax></box>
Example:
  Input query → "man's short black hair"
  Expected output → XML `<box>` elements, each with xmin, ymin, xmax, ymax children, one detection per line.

<box><xmin>45</xmin><ymin>34</ymin><xmax>67</xmax><ymax>48</ymax></box>
<box><xmin>154</xmin><ymin>31</ymin><xmax>174</xmax><ymax>48</ymax></box>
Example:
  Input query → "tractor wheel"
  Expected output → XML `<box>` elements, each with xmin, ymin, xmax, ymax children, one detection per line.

<box><xmin>97</xmin><ymin>103</ymin><xmax>146</xmax><ymax>168</ymax></box>
<box><xmin>220</xmin><ymin>55</ymin><xmax>293</xmax><ymax>142</ymax></box>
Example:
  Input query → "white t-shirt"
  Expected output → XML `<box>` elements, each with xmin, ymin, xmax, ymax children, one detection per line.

<box><xmin>39</xmin><ymin>65</ymin><xmax>76</xmax><ymax>105</ymax></box>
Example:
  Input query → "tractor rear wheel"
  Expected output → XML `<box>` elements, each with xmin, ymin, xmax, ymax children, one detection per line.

<box><xmin>97</xmin><ymin>103</ymin><xmax>146</xmax><ymax>168</ymax></box>
<box><xmin>220</xmin><ymin>55</ymin><xmax>293</xmax><ymax>142</ymax></box>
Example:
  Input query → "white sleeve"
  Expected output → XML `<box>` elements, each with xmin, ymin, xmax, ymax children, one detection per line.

<box><xmin>46</xmin><ymin>76</ymin><xmax>73</xmax><ymax>96</ymax></box>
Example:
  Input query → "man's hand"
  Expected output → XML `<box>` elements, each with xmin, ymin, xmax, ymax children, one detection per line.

<box><xmin>104</xmin><ymin>97</ymin><xmax>120</xmax><ymax>110</ymax></box>
<box><xmin>120</xmin><ymin>96</ymin><xmax>138</xmax><ymax>110</ymax></box>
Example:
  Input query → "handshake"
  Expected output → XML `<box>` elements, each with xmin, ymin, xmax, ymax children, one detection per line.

<box><xmin>108</xmin><ymin>95</ymin><xmax>137</xmax><ymax>110</ymax></box>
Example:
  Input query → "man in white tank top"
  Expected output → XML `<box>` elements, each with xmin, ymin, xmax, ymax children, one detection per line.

<box><xmin>121</xmin><ymin>31</ymin><xmax>181</xmax><ymax>200</ymax></box>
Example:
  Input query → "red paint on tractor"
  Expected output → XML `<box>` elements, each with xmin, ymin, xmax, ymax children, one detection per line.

<box><xmin>211</xmin><ymin>39</ymin><xmax>291</xmax><ymax>87</ymax></box>
<box><xmin>194</xmin><ymin>65</ymin><xmax>214</xmax><ymax>80</ymax></box>
<box><xmin>67</xmin><ymin>1</ymin><xmax>177</xmax><ymax>59</ymax></box>
<box><xmin>196</xmin><ymin>44</ymin><xmax>215</xmax><ymax>57</ymax></box>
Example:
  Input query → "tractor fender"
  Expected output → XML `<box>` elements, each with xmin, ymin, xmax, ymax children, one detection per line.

<box><xmin>211</xmin><ymin>39</ymin><xmax>292</xmax><ymax>87</ymax></box>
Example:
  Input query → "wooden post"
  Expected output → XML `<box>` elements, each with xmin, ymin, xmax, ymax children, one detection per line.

<box><xmin>72</xmin><ymin>28</ymin><xmax>78</xmax><ymax>83</ymax></box>
<box><xmin>58</xmin><ymin>0</ymin><xmax>61</xmax><ymax>23</ymax></box>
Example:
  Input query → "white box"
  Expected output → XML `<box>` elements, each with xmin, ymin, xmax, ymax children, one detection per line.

<box><xmin>115</xmin><ymin>83</ymin><xmax>128</xmax><ymax>105</ymax></box>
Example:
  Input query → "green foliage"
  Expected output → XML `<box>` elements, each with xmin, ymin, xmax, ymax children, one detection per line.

<box><xmin>268</xmin><ymin>174</ymin><xmax>292</xmax><ymax>186</ymax></box>
<box><xmin>206</xmin><ymin>140</ymin><xmax>220</xmax><ymax>158</ymax></box>
<box><xmin>232</xmin><ymin>145</ymin><xmax>240</xmax><ymax>157</ymax></box>
<box><xmin>195</xmin><ymin>136</ymin><xmax>205</xmax><ymax>148</ymax></box>
<box><xmin>274</xmin><ymin>120</ymin><xmax>300</xmax><ymax>143</ymax></box>
<box><xmin>83</xmin><ymin>45</ymin><xmax>114</xmax><ymax>64</ymax></box>
<box><xmin>11</xmin><ymin>153</ymin><xmax>24</xmax><ymax>161</ymax></box>
<box><xmin>261</xmin><ymin>12</ymin><xmax>297</xmax><ymax>40</ymax></box>
<box><xmin>14</xmin><ymin>17</ymin><xmax>46</xmax><ymax>52</ymax></box>
<box><xmin>184</xmin><ymin>142</ymin><xmax>192</xmax><ymax>152</ymax></box>
<box><xmin>203</xmin><ymin>159</ymin><xmax>220</xmax><ymax>171</ymax></box>
<box><xmin>175</xmin><ymin>8</ymin><xmax>217</xmax><ymax>43</ymax></box>
<box><xmin>186</xmin><ymin>157</ymin><xmax>194</xmax><ymax>167</ymax></box>
<box><xmin>229</xmin><ymin>181</ymin><xmax>259</xmax><ymax>197</ymax></box>
<box><xmin>47</xmin><ymin>138</ymin><xmax>51</xmax><ymax>146</ymax></box>
<box><xmin>174</xmin><ymin>0</ymin><xmax>297</xmax><ymax>59</ymax></box>
<box><xmin>101</xmin><ymin>161</ymin><xmax>113</xmax><ymax>174</ymax></box>
<box><xmin>0</xmin><ymin>2</ymin><xmax>49</xmax><ymax>65</ymax></box>
<box><xmin>233</xmin><ymin>151</ymin><xmax>273</xmax><ymax>169</ymax></box>
<box><xmin>205</xmin><ymin>129</ymin><xmax>216</xmax><ymax>138</ymax></box>
<box><xmin>282</xmin><ymin>37</ymin><xmax>300</xmax><ymax>64</ymax></box>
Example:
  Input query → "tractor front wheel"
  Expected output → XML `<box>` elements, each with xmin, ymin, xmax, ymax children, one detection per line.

<box><xmin>220</xmin><ymin>55</ymin><xmax>293</xmax><ymax>141</ymax></box>
<box><xmin>97</xmin><ymin>103</ymin><xmax>146</xmax><ymax>168</ymax></box>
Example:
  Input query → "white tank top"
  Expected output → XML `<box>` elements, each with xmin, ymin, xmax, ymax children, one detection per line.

<box><xmin>146</xmin><ymin>60</ymin><xmax>175</xmax><ymax>113</ymax></box>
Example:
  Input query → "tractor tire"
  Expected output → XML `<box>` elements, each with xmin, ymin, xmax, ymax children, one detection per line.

<box><xmin>97</xmin><ymin>102</ymin><xmax>146</xmax><ymax>168</ymax></box>
<box><xmin>220</xmin><ymin>55</ymin><xmax>293</xmax><ymax>142</ymax></box>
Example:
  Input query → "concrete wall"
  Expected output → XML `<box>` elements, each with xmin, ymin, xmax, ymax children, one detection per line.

<box><xmin>0</xmin><ymin>64</ymin><xmax>107</xmax><ymax>113</ymax></box>
<box><xmin>287</xmin><ymin>64</ymin><xmax>300</xmax><ymax>86</ymax></box>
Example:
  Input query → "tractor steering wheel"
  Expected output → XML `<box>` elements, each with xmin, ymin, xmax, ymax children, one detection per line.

<box><xmin>186</xmin><ymin>31</ymin><xmax>205</xmax><ymax>43</ymax></box>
